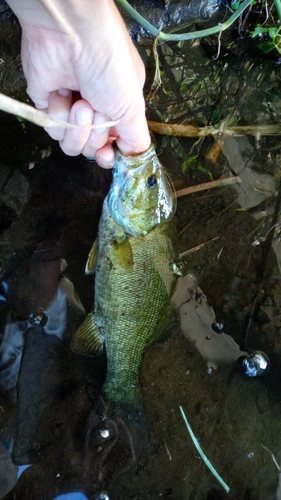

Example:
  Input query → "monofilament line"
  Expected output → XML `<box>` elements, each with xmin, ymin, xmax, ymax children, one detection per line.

<box><xmin>179</xmin><ymin>406</ymin><xmax>230</xmax><ymax>493</ymax></box>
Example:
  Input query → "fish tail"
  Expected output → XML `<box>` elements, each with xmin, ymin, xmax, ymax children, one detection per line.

<box><xmin>105</xmin><ymin>400</ymin><xmax>149</xmax><ymax>460</ymax></box>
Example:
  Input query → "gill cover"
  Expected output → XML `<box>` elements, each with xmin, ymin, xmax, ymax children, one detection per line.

<box><xmin>107</xmin><ymin>144</ymin><xmax>175</xmax><ymax>237</ymax></box>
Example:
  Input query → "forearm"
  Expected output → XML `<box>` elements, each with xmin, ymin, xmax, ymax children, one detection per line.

<box><xmin>6</xmin><ymin>0</ymin><xmax>117</xmax><ymax>32</ymax></box>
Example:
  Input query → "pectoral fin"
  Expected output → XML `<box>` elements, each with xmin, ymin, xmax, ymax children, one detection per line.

<box><xmin>85</xmin><ymin>239</ymin><xmax>98</xmax><ymax>275</ymax></box>
<box><xmin>71</xmin><ymin>312</ymin><xmax>104</xmax><ymax>356</ymax></box>
<box><xmin>109</xmin><ymin>239</ymin><xmax>134</xmax><ymax>271</ymax></box>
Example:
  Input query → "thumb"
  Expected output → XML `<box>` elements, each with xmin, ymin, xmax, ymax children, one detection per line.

<box><xmin>115</xmin><ymin>110</ymin><xmax>151</xmax><ymax>156</ymax></box>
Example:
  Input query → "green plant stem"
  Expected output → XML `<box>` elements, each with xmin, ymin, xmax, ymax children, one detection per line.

<box><xmin>116</xmin><ymin>0</ymin><xmax>253</xmax><ymax>41</ymax></box>
<box><xmin>274</xmin><ymin>0</ymin><xmax>281</xmax><ymax>23</ymax></box>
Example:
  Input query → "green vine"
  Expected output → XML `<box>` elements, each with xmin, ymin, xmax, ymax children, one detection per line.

<box><xmin>117</xmin><ymin>0</ymin><xmax>281</xmax><ymax>51</ymax></box>
<box><xmin>274</xmin><ymin>0</ymin><xmax>281</xmax><ymax>21</ymax></box>
<box><xmin>116</xmin><ymin>0</ymin><xmax>253</xmax><ymax>42</ymax></box>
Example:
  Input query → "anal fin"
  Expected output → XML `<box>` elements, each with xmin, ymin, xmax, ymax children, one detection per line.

<box><xmin>71</xmin><ymin>312</ymin><xmax>104</xmax><ymax>356</ymax></box>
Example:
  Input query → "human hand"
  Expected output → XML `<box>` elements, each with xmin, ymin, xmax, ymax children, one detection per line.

<box><xmin>6</xmin><ymin>0</ymin><xmax>150</xmax><ymax>168</ymax></box>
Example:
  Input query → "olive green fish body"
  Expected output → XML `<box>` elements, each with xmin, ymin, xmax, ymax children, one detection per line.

<box><xmin>95</xmin><ymin>200</ymin><xmax>177</xmax><ymax>406</ymax></box>
<box><xmin>72</xmin><ymin>145</ymin><xmax>178</xmax><ymax>408</ymax></box>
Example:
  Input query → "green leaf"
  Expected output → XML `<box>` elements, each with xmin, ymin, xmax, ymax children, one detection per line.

<box><xmin>182</xmin><ymin>155</ymin><xmax>198</xmax><ymax>172</ymax></box>
<box><xmin>182</xmin><ymin>156</ymin><xmax>213</xmax><ymax>179</ymax></box>
<box><xmin>182</xmin><ymin>155</ymin><xmax>199</xmax><ymax>171</ymax></box>
<box><xmin>198</xmin><ymin>166</ymin><xmax>213</xmax><ymax>180</ymax></box>
<box><xmin>250</xmin><ymin>26</ymin><xmax>269</xmax><ymax>38</ymax></box>
<box><xmin>268</xmin><ymin>27</ymin><xmax>278</xmax><ymax>38</ymax></box>
<box><xmin>16</xmin><ymin>116</ymin><xmax>26</xmax><ymax>130</ymax></box>
<box><xmin>257</xmin><ymin>41</ymin><xmax>275</xmax><ymax>53</ymax></box>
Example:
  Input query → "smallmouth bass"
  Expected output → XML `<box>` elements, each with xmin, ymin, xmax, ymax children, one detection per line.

<box><xmin>71</xmin><ymin>144</ymin><xmax>178</xmax><ymax>410</ymax></box>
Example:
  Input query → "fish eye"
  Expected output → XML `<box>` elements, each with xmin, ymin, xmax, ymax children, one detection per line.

<box><xmin>147</xmin><ymin>175</ymin><xmax>157</xmax><ymax>188</ymax></box>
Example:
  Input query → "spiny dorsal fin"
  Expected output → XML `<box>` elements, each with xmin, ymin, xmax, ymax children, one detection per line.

<box><xmin>85</xmin><ymin>239</ymin><xmax>98</xmax><ymax>275</ymax></box>
<box><xmin>71</xmin><ymin>312</ymin><xmax>104</xmax><ymax>356</ymax></box>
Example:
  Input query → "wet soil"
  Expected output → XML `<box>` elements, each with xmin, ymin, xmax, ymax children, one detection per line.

<box><xmin>1</xmin><ymin>1</ymin><xmax>281</xmax><ymax>499</ymax></box>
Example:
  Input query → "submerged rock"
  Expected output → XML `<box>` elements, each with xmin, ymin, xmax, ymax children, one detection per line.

<box><xmin>0</xmin><ymin>165</ymin><xmax>29</xmax><ymax>212</ymax></box>
<box><xmin>172</xmin><ymin>274</ymin><xmax>247</xmax><ymax>370</ymax></box>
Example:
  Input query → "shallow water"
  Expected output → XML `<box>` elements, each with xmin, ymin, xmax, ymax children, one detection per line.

<box><xmin>2</xmin><ymin>2</ymin><xmax>281</xmax><ymax>499</ymax></box>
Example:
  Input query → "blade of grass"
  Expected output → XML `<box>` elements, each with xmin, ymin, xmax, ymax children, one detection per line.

<box><xmin>179</xmin><ymin>406</ymin><xmax>230</xmax><ymax>494</ymax></box>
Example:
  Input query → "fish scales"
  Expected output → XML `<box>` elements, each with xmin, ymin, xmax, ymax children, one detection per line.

<box><xmin>71</xmin><ymin>144</ymin><xmax>178</xmax><ymax>410</ymax></box>
<box><xmin>95</xmin><ymin>203</ymin><xmax>177</xmax><ymax>406</ymax></box>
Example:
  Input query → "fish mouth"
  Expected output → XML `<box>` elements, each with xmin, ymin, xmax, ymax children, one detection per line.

<box><xmin>113</xmin><ymin>144</ymin><xmax>157</xmax><ymax>171</ymax></box>
<box><xmin>108</xmin><ymin>145</ymin><xmax>175</xmax><ymax>236</ymax></box>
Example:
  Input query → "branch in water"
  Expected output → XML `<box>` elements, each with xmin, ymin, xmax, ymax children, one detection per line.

<box><xmin>148</xmin><ymin>120</ymin><xmax>281</xmax><ymax>138</ymax></box>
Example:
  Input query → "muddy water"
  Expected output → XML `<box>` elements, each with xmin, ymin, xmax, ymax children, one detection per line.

<box><xmin>1</xmin><ymin>1</ymin><xmax>281</xmax><ymax>499</ymax></box>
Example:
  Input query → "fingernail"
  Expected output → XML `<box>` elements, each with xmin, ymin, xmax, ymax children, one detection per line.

<box><xmin>97</xmin><ymin>160</ymin><xmax>114</xmax><ymax>169</ymax></box>
<box><xmin>58</xmin><ymin>88</ymin><xmax>71</xmax><ymax>97</ymax></box>
<box><xmin>75</xmin><ymin>107</ymin><xmax>93</xmax><ymax>126</ymax></box>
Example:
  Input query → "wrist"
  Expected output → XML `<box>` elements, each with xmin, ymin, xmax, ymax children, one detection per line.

<box><xmin>6</xmin><ymin>0</ymin><xmax>116</xmax><ymax>33</ymax></box>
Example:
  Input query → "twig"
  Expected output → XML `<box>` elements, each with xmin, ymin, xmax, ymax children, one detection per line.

<box><xmin>207</xmin><ymin>199</ymin><xmax>237</xmax><ymax>224</ymax></box>
<box><xmin>148</xmin><ymin>120</ymin><xmax>281</xmax><ymax>138</ymax></box>
<box><xmin>116</xmin><ymin>0</ymin><xmax>252</xmax><ymax>42</ymax></box>
<box><xmin>179</xmin><ymin>406</ymin><xmax>230</xmax><ymax>494</ymax></box>
<box><xmin>225</xmin><ymin>124</ymin><xmax>281</xmax><ymax>135</ymax></box>
<box><xmin>148</xmin><ymin>120</ymin><xmax>200</xmax><ymax>137</ymax></box>
<box><xmin>178</xmin><ymin>222</ymin><xmax>191</xmax><ymax>237</ymax></box>
<box><xmin>179</xmin><ymin>236</ymin><xmax>220</xmax><ymax>258</ymax></box>
<box><xmin>262</xmin><ymin>444</ymin><xmax>281</xmax><ymax>472</ymax></box>
<box><xmin>176</xmin><ymin>176</ymin><xmax>241</xmax><ymax>198</ymax></box>
<box><xmin>0</xmin><ymin>93</ymin><xmax>118</xmax><ymax>130</ymax></box>
<box><xmin>164</xmin><ymin>440</ymin><xmax>172</xmax><ymax>461</ymax></box>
